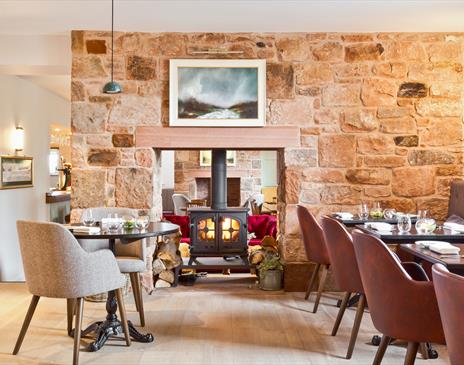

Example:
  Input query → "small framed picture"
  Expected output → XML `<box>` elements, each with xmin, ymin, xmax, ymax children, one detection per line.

<box><xmin>169</xmin><ymin>59</ymin><xmax>266</xmax><ymax>127</ymax></box>
<box><xmin>0</xmin><ymin>156</ymin><xmax>34</xmax><ymax>189</ymax></box>
<box><xmin>200</xmin><ymin>151</ymin><xmax>236</xmax><ymax>167</ymax></box>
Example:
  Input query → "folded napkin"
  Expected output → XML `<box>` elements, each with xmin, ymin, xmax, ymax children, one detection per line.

<box><xmin>335</xmin><ymin>212</ymin><xmax>354</xmax><ymax>220</ymax></box>
<box><xmin>444</xmin><ymin>222</ymin><xmax>464</xmax><ymax>233</ymax></box>
<box><xmin>428</xmin><ymin>241</ymin><xmax>460</xmax><ymax>255</ymax></box>
<box><xmin>69</xmin><ymin>226</ymin><xmax>101</xmax><ymax>234</ymax></box>
<box><xmin>365</xmin><ymin>222</ymin><xmax>393</xmax><ymax>232</ymax></box>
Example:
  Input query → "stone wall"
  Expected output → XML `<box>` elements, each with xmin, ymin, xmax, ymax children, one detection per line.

<box><xmin>174</xmin><ymin>150</ymin><xmax>263</xmax><ymax>204</ymax></box>
<box><xmin>71</xmin><ymin>31</ymin><xmax>464</xmax><ymax>287</ymax></box>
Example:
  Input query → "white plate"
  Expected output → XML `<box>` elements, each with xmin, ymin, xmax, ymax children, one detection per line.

<box><xmin>415</xmin><ymin>240</ymin><xmax>450</xmax><ymax>249</ymax></box>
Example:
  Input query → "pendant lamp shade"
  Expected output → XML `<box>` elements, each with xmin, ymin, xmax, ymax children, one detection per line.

<box><xmin>103</xmin><ymin>0</ymin><xmax>122</xmax><ymax>94</ymax></box>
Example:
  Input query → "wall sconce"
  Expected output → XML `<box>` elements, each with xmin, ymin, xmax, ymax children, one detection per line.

<box><xmin>13</xmin><ymin>126</ymin><xmax>24</xmax><ymax>152</ymax></box>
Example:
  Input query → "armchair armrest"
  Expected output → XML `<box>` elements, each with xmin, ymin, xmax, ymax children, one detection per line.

<box><xmin>402</xmin><ymin>261</ymin><xmax>430</xmax><ymax>281</ymax></box>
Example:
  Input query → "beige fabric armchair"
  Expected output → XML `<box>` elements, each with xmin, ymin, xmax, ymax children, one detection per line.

<box><xmin>14</xmin><ymin>221</ymin><xmax>130</xmax><ymax>365</ymax></box>
<box><xmin>79</xmin><ymin>207</ymin><xmax>148</xmax><ymax>326</ymax></box>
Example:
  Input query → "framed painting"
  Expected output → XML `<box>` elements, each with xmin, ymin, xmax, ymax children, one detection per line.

<box><xmin>169</xmin><ymin>59</ymin><xmax>266</xmax><ymax>127</ymax></box>
<box><xmin>0</xmin><ymin>156</ymin><xmax>33</xmax><ymax>189</ymax></box>
<box><xmin>200</xmin><ymin>150</ymin><xmax>236</xmax><ymax>167</ymax></box>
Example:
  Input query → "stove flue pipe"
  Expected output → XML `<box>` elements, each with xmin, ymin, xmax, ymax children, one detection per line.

<box><xmin>211</xmin><ymin>149</ymin><xmax>227</xmax><ymax>210</ymax></box>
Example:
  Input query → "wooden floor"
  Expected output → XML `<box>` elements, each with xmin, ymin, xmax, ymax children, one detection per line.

<box><xmin>0</xmin><ymin>275</ymin><xmax>449</xmax><ymax>365</ymax></box>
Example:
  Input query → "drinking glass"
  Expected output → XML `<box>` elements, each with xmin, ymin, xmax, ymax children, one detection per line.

<box><xmin>397</xmin><ymin>214</ymin><xmax>412</xmax><ymax>234</ymax></box>
<box><xmin>107</xmin><ymin>213</ymin><xmax>121</xmax><ymax>232</ymax></box>
<box><xmin>136</xmin><ymin>215</ymin><xmax>150</xmax><ymax>230</ymax></box>
<box><xmin>359</xmin><ymin>203</ymin><xmax>369</xmax><ymax>220</ymax></box>
<box><xmin>370</xmin><ymin>202</ymin><xmax>383</xmax><ymax>219</ymax></box>
<box><xmin>417</xmin><ymin>210</ymin><xmax>428</xmax><ymax>219</ymax></box>
<box><xmin>82</xmin><ymin>209</ymin><xmax>95</xmax><ymax>227</ymax></box>
<box><xmin>383</xmin><ymin>208</ymin><xmax>396</xmax><ymax>220</ymax></box>
<box><xmin>415</xmin><ymin>209</ymin><xmax>436</xmax><ymax>234</ymax></box>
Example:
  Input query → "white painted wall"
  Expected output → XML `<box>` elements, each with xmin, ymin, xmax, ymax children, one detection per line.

<box><xmin>261</xmin><ymin>151</ymin><xmax>277</xmax><ymax>187</ymax></box>
<box><xmin>0</xmin><ymin>75</ymin><xmax>69</xmax><ymax>281</ymax></box>
<box><xmin>161</xmin><ymin>150</ymin><xmax>175</xmax><ymax>189</ymax></box>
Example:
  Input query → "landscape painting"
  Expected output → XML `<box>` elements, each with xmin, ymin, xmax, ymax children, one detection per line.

<box><xmin>169</xmin><ymin>59</ymin><xmax>266</xmax><ymax>127</ymax></box>
<box><xmin>0</xmin><ymin>156</ymin><xmax>33</xmax><ymax>189</ymax></box>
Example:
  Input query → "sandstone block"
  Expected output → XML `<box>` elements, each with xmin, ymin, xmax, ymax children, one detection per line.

<box><xmin>408</xmin><ymin>150</ymin><xmax>455</xmax><ymax>165</ymax></box>
<box><xmin>322</xmin><ymin>84</ymin><xmax>361</xmax><ymax>106</ymax></box>
<box><xmin>436</xmin><ymin>165</ymin><xmax>463</xmax><ymax>176</ymax></box>
<box><xmin>357</xmin><ymin>135</ymin><xmax>395</xmax><ymax>155</ymax></box>
<box><xmin>126</xmin><ymin>55</ymin><xmax>156</xmax><ymax>80</ymax></box>
<box><xmin>115</xmin><ymin>168</ymin><xmax>153</xmax><ymax>209</ymax></box>
<box><xmin>397</xmin><ymin>82</ymin><xmax>427</xmax><ymax>97</ymax></box>
<box><xmin>275</xmin><ymin>35</ymin><xmax>312</xmax><ymax>61</ymax></box>
<box><xmin>333</xmin><ymin>63</ymin><xmax>370</xmax><ymax>78</ymax></box>
<box><xmin>394</xmin><ymin>135</ymin><xmax>419</xmax><ymax>147</ymax></box>
<box><xmin>386</xmin><ymin>42</ymin><xmax>427</xmax><ymax>61</ymax></box>
<box><xmin>377</xmin><ymin>107</ymin><xmax>411</xmax><ymax>119</ymax></box>
<box><xmin>71</xmin><ymin>81</ymin><xmax>85</xmax><ymax>102</ymax></box>
<box><xmin>319</xmin><ymin>135</ymin><xmax>356</xmax><ymax>167</ymax></box>
<box><xmin>86</xmin><ymin>39</ymin><xmax>107</xmax><ymax>54</ymax></box>
<box><xmin>408</xmin><ymin>62</ymin><xmax>463</xmax><ymax>83</ymax></box>
<box><xmin>71</xmin><ymin>30</ymin><xmax>84</xmax><ymax>54</ymax></box>
<box><xmin>345</xmin><ymin>43</ymin><xmax>385</xmax><ymax>62</ymax></box>
<box><xmin>341</xmin><ymin>109</ymin><xmax>377</xmax><ymax>132</ymax></box>
<box><xmin>320</xmin><ymin>185</ymin><xmax>362</xmax><ymax>205</ymax></box>
<box><xmin>429</xmin><ymin>83</ymin><xmax>463</xmax><ymax>98</ymax></box>
<box><xmin>311</xmin><ymin>42</ymin><xmax>343</xmax><ymax>61</ymax></box>
<box><xmin>373</xmin><ymin>62</ymin><xmax>407</xmax><ymax>78</ymax></box>
<box><xmin>378</xmin><ymin>198</ymin><xmax>416</xmax><ymax>213</ymax></box>
<box><xmin>416</xmin><ymin>99</ymin><xmax>461</xmax><ymax>117</ymax></box>
<box><xmin>296</xmin><ymin>63</ymin><xmax>332</xmax><ymax>84</ymax></box>
<box><xmin>416</xmin><ymin>197</ymin><xmax>449</xmax><ymax>221</ymax></box>
<box><xmin>284</xmin><ymin>168</ymin><xmax>302</xmax><ymax>204</ymax></box>
<box><xmin>266</xmin><ymin>63</ymin><xmax>294</xmax><ymax>99</ymax></box>
<box><xmin>392</xmin><ymin>167</ymin><xmax>435</xmax><ymax>197</ymax></box>
<box><xmin>72</xmin><ymin>56</ymin><xmax>107</xmax><ymax>79</ymax></box>
<box><xmin>364</xmin><ymin>156</ymin><xmax>406</xmax><ymax>167</ymax></box>
<box><xmin>341</xmin><ymin>34</ymin><xmax>374</xmax><ymax>42</ymax></box>
<box><xmin>110</xmin><ymin>94</ymin><xmax>160</xmax><ymax>125</ymax></box>
<box><xmin>361</xmin><ymin>78</ymin><xmax>396</xmax><ymax>106</ymax></box>
<box><xmin>71</xmin><ymin>169</ymin><xmax>106</xmax><ymax>208</ymax></box>
<box><xmin>364</xmin><ymin>186</ymin><xmax>391</xmax><ymax>198</ymax></box>
<box><xmin>85</xmin><ymin>134</ymin><xmax>112</xmax><ymax>147</ymax></box>
<box><xmin>87</xmin><ymin>148</ymin><xmax>120</xmax><ymax>166</ymax></box>
<box><xmin>135</xmin><ymin>148</ymin><xmax>154</xmax><ymax>168</ymax></box>
<box><xmin>269</xmin><ymin>98</ymin><xmax>312</xmax><ymax>126</ymax></box>
<box><xmin>302</xmin><ymin>169</ymin><xmax>345</xmax><ymax>183</ymax></box>
<box><xmin>72</xmin><ymin>103</ymin><xmax>108</xmax><ymax>133</ymax></box>
<box><xmin>346</xmin><ymin>169</ymin><xmax>391</xmax><ymax>185</ymax></box>
<box><xmin>420</xmin><ymin>118</ymin><xmax>462</xmax><ymax>146</ymax></box>
<box><xmin>426</xmin><ymin>42</ymin><xmax>461</xmax><ymax>62</ymax></box>
<box><xmin>379</xmin><ymin>117</ymin><xmax>417</xmax><ymax>134</ymax></box>
<box><xmin>314</xmin><ymin>109</ymin><xmax>341</xmax><ymax>125</ymax></box>
<box><xmin>284</xmin><ymin>148</ymin><xmax>317</xmax><ymax>167</ymax></box>
<box><xmin>112</xmin><ymin>134</ymin><xmax>135</xmax><ymax>147</ymax></box>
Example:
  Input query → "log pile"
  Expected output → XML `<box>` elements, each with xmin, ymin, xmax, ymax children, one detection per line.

<box><xmin>153</xmin><ymin>231</ymin><xmax>183</xmax><ymax>288</ymax></box>
<box><xmin>249</xmin><ymin>235</ymin><xmax>279</xmax><ymax>265</ymax></box>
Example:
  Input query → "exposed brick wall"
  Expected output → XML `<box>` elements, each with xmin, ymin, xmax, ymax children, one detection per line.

<box><xmin>71</xmin><ymin>30</ymin><xmax>464</xmax><ymax>269</ymax></box>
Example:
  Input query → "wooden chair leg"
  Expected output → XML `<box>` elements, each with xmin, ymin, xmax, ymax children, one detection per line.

<box><xmin>115</xmin><ymin>288</ymin><xmax>131</xmax><ymax>346</ymax></box>
<box><xmin>419</xmin><ymin>343</ymin><xmax>429</xmax><ymax>359</ymax></box>
<box><xmin>134</xmin><ymin>273</ymin><xmax>145</xmax><ymax>327</ymax></box>
<box><xmin>404</xmin><ymin>342</ymin><xmax>419</xmax><ymax>365</ymax></box>
<box><xmin>13</xmin><ymin>295</ymin><xmax>40</xmax><ymax>355</ymax></box>
<box><xmin>331</xmin><ymin>292</ymin><xmax>351</xmax><ymax>336</ymax></box>
<box><xmin>305</xmin><ymin>263</ymin><xmax>320</xmax><ymax>300</ymax></box>
<box><xmin>129</xmin><ymin>273</ymin><xmax>140</xmax><ymax>313</ymax></box>
<box><xmin>373</xmin><ymin>335</ymin><xmax>391</xmax><ymax>365</ymax></box>
<box><xmin>67</xmin><ymin>298</ymin><xmax>76</xmax><ymax>336</ymax></box>
<box><xmin>346</xmin><ymin>293</ymin><xmax>366</xmax><ymax>359</ymax></box>
<box><xmin>72</xmin><ymin>298</ymin><xmax>84</xmax><ymax>365</ymax></box>
<box><xmin>313</xmin><ymin>264</ymin><xmax>329</xmax><ymax>313</ymax></box>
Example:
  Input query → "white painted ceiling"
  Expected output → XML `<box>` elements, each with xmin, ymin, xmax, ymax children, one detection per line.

<box><xmin>1</xmin><ymin>0</ymin><xmax>464</xmax><ymax>34</ymax></box>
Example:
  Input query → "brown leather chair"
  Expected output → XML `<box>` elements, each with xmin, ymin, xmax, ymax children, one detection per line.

<box><xmin>352</xmin><ymin>230</ymin><xmax>445</xmax><ymax>365</ymax></box>
<box><xmin>448</xmin><ymin>180</ymin><xmax>464</xmax><ymax>219</ymax></box>
<box><xmin>296</xmin><ymin>205</ymin><xmax>330</xmax><ymax>313</ymax></box>
<box><xmin>432</xmin><ymin>264</ymin><xmax>464</xmax><ymax>365</ymax></box>
<box><xmin>321</xmin><ymin>216</ymin><xmax>366</xmax><ymax>359</ymax></box>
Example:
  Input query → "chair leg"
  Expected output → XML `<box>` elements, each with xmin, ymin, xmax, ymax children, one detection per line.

<box><xmin>305</xmin><ymin>263</ymin><xmax>320</xmax><ymax>300</ymax></box>
<box><xmin>13</xmin><ymin>295</ymin><xmax>40</xmax><ymax>355</ymax></box>
<box><xmin>404</xmin><ymin>342</ymin><xmax>419</xmax><ymax>365</ymax></box>
<box><xmin>72</xmin><ymin>298</ymin><xmax>84</xmax><ymax>365</ymax></box>
<box><xmin>134</xmin><ymin>273</ymin><xmax>145</xmax><ymax>327</ymax></box>
<box><xmin>346</xmin><ymin>293</ymin><xmax>366</xmax><ymax>359</ymax></box>
<box><xmin>115</xmin><ymin>288</ymin><xmax>131</xmax><ymax>347</ymax></box>
<box><xmin>67</xmin><ymin>298</ymin><xmax>76</xmax><ymax>336</ymax></box>
<box><xmin>419</xmin><ymin>343</ymin><xmax>428</xmax><ymax>359</ymax></box>
<box><xmin>129</xmin><ymin>273</ymin><xmax>140</xmax><ymax>313</ymax></box>
<box><xmin>331</xmin><ymin>292</ymin><xmax>351</xmax><ymax>336</ymax></box>
<box><xmin>373</xmin><ymin>335</ymin><xmax>391</xmax><ymax>365</ymax></box>
<box><xmin>313</xmin><ymin>264</ymin><xmax>329</xmax><ymax>313</ymax></box>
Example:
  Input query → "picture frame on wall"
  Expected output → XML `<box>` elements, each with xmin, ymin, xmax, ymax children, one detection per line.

<box><xmin>200</xmin><ymin>150</ymin><xmax>236</xmax><ymax>167</ymax></box>
<box><xmin>169</xmin><ymin>59</ymin><xmax>266</xmax><ymax>127</ymax></box>
<box><xmin>0</xmin><ymin>156</ymin><xmax>34</xmax><ymax>189</ymax></box>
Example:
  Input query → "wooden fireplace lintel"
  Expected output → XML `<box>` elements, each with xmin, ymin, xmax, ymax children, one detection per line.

<box><xmin>135</xmin><ymin>126</ymin><xmax>300</xmax><ymax>150</ymax></box>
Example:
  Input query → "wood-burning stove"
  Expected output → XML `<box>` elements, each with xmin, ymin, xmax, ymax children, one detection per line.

<box><xmin>188</xmin><ymin>149</ymin><xmax>249</xmax><ymax>265</ymax></box>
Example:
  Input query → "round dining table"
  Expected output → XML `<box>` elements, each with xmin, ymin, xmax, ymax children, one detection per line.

<box><xmin>70</xmin><ymin>222</ymin><xmax>180</xmax><ymax>352</ymax></box>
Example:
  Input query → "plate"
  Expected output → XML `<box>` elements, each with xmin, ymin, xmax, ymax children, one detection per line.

<box><xmin>415</xmin><ymin>240</ymin><xmax>450</xmax><ymax>249</ymax></box>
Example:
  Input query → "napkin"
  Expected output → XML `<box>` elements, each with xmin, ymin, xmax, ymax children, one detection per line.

<box><xmin>335</xmin><ymin>212</ymin><xmax>354</xmax><ymax>220</ymax></box>
<box><xmin>365</xmin><ymin>222</ymin><xmax>393</xmax><ymax>232</ymax></box>
<box><xmin>69</xmin><ymin>226</ymin><xmax>101</xmax><ymax>234</ymax></box>
<box><xmin>428</xmin><ymin>241</ymin><xmax>460</xmax><ymax>255</ymax></box>
<box><xmin>444</xmin><ymin>222</ymin><xmax>464</xmax><ymax>233</ymax></box>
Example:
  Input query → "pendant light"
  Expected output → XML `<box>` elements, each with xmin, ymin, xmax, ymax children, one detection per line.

<box><xmin>103</xmin><ymin>0</ymin><xmax>122</xmax><ymax>94</ymax></box>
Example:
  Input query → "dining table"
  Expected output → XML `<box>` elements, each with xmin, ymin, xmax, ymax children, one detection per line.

<box><xmin>333</xmin><ymin>215</ymin><xmax>418</xmax><ymax>228</ymax></box>
<box><xmin>70</xmin><ymin>222</ymin><xmax>180</xmax><ymax>352</ymax></box>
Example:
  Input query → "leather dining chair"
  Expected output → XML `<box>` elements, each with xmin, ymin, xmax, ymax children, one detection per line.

<box><xmin>79</xmin><ymin>207</ymin><xmax>148</xmax><ymax>326</ymax></box>
<box><xmin>15</xmin><ymin>221</ymin><xmax>130</xmax><ymax>365</ymax></box>
<box><xmin>432</xmin><ymin>264</ymin><xmax>464</xmax><ymax>365</ymax></box>
<box><xmin>321</xmin><ymin>216</ymin><xmax>366</xmax><ymax>359</ymax></box>
<box><xmin>172</xmin><ymin>193</ymin><xmax>190</xmax><ymax>216</ymax></box>
<box><xmin>296</xmin><ymin>205</ymin><xmax>331</xmax><ymax>313</ymax></box>
<box><xmin>447</xmin><ymin>180</ymin><xmax>464</xmax><ymax>219</ymax></box>
<box><xmin>352</xmin><ymin>230</ymin><xmax>445</xmax><ymax>365</ymax></box>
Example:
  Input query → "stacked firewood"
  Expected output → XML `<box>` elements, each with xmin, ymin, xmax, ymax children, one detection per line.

<box><xmin>152</xmin><ymin>232</ymin><xmax>183</xmax><ymax>288</ymax></box>
<box><xmin>248</xmin><ymin>235</ymin><xmax>279</xmax><ymax>265</ymax></box>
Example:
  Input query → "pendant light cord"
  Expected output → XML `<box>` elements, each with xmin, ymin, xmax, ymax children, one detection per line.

<box><xmin>111</xmin><ymin>0</ymin><xmax>114</xmax><ymax>82</ymax></box>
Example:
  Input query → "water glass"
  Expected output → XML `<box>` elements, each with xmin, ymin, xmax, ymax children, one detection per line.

<box><xmin>397</xmin><ymin>214</ymin><xmax>412</xmax><ymax>234</ymax></box>
<box><xmin>136</xmin><ymin>215</ymin><xmax>150</xmax><ymax>230</ymax></box>
<box><xmin>370</xmin><ymin>202</ymin><xmax>383</xmax><ymax>219</ymax></box>
<box><xmin>359</xmin><ymin>203</ymin><xmax>369</xmax><ymax>220</ymax></box>
<box><xmin>383</xmin><ymin>208</ymin><xmax>396</xmax><ymax>220</ymax></box>
<box><xmin>107</xmin><ymin>213</ymin><xmax>121</xmax><ymax>232</ymax></box>
<box><xmin>82</xmin><ymin>209</ymin><xmax>95</xmax><ymax>227</ymax></box>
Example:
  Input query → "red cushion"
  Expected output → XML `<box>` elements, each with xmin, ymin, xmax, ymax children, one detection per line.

<box><xmin>180</xmin><ymin>237</ymin><xmax>190</xmax><ymax>244</ymax></box>
<box><xmin>248</xmin><ymin>215</ymin><xmax>277</xmax><ymax>239</ymax></box>
<box><xmin>248</xmin><ymin>238</ymin><xmax>262</xmax><ymax>246</ymax></box>
<box><xmin>163</xmin><ymin>214</ymin><xmax>190</xmax><ymax>238</ymax></box>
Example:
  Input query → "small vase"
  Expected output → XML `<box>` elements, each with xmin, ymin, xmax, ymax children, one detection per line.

<box><xmin>259</xmin><ymin>270</ymin><xmax>283</xmax><ymax>291</ymax></box>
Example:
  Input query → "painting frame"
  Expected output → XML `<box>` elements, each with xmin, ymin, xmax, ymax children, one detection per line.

<box><xmin>200</xmin><ymin>150</ymin><xmax>236</xmax><ymax>167</ymax></box>
<box><xmin>0</xmin><ymin>155</ymin><xmax>34</xmax><ymax>190</ymax></box>
<box><xmin>169</xmin><ymin>59</ymin><xmax>266</xmax><ymax>127</ymax></box>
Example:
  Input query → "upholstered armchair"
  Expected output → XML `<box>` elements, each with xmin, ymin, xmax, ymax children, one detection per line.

<box><xmin>172</xmin><ymin>193</ymin><xmax>190</xmax><ymax>216</ymax></box>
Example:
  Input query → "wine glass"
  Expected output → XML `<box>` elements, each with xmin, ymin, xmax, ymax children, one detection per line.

<box><xmin>397</xmin><ymin>213</ymin><xmax>412</xmax><ymax>234</ymax></box>
<box><xmin>108</xmin><ymin>213</ymin><xmax>121</xmax><ymax>232</ymax></box>
<box><xmin>82</xmin><ymin>209</ymin><xmax>95</xmax><ymax>227</ymax></box>
<box><xmin>359</xmin><ymin>203</ymin><xmax>369</xmax><ymax>220</ymax></box>
<box><xmin>136</xmin><ymin>215</ymin><xmax>150</xmax><ymax>230</ymax></box>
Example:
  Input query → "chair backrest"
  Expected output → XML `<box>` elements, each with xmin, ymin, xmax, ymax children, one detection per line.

<box><xmin>172</xmin><ymin>194</ymin><xmax>190</xmax><ymax>216</ymax></box>
<box><xmin>448</xmin><ymin>180</ymin><xmax>464</xmax><ymax>219</ymax></box>
<box><xmin>321</xmin><ymin>216</ymin><xmax>363</xmax><ymax>294</ymax></box>
<box><xmin>16</xmin><ymin>221</ymin><xmax>90</xmax><ymax>298</ymax></box>
<box><xmin>186</xmin><ymin>199</ymin><xmax>207</xmax><ymax>209</ymax></box>
<box><xmin>296</xmin><ymin>205</ymin><xmax>330</xmax><ymax>265</ymax></box>
<box><xmin>352</xmin><ymin>230</ymin><xmax>444</xmax><ymax>343</ymax></box>
<box><xmin>432</xmin><ymin>264</ymin><xmax>464</xmax><ymax>365</ymax></box>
